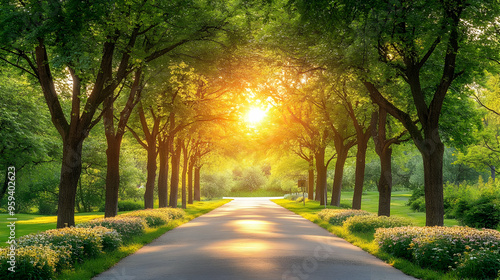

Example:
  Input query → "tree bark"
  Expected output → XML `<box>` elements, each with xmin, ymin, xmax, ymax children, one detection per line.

<box><xmin>181</xmin><ymin>140</ymin><xmax>188</xmax><ymax>209</ymax></box>
<box><xmin>56</xmin><ymin>137</ymin><xmax>83</xmax><ymax>228</ymax></box>
<box><xmin>194</xmin><ymin>165</ymin><xmax>201</xmax><ymax>201</ymax></box>
<box><xmin>421</xmin><ymin>134</ymin><xmax>445</xmax><ymax>226</ymax></box>
<box><xmin>157</xmin><ymin>136</ymin><xmax>170</xmax><ymax>208</ymax></box>
<box><xmin>330</xmin><ymin>149</ymin><xmax>348</xmax><ymax>206</ymax></box>
<box><xmin>169</xmin><ymin>139</ymin><xmax>182</xmax><ymax>208</ymax></box>
<box><xmin>315</xmin><ymin>147</ymin><xmax>327</xmax><ymax>205</ymax></box>
<box><xmin>188</xmin><ymin>155</ymin><xmax>195</xmax><ymax>204</ymax></box>
<box><xmin>104</xmin><ymin>135</ymin><xmax>121</xmax><ymax>217</ymax></box>
<box><xmin>308</xmin><ymin>158</ymin><xmax>314</xmax><ymax>200</ymax></box>
<box><xmin>378</xmin><ymin>147</ymin><xmax>392</xmax><ymax>217</ymax></box>
<box><xmin>352</xmin><ymin>140</ymin><xmax>368</xmax><ymax>209</ymax></box>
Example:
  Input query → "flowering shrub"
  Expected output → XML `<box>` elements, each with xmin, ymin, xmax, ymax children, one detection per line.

<box><xmin>77</xmin><ymin>217</ymin><xmax>146</xmax><ymax>240</ymax></box>
<box><xmin>122</xmin><ymin>209</ymin><xmax>170</xmax><ymax>227</ymax></box>
<box><xmin>376</xmin><ymin>226</ymin><xmax>500</xmax><ymax>276</ymax></box>
<box><xmin>154</xmin><ymin>208</ymin><xmax>186</xmax><ymax>220</ymax></box>
<box><xmin>121</xmin><ymin>208</ymin><xmax>186</xmax><ymax>227</ymax></box>
<box><xmin>17</xmin><ymin>226</ymin><xmax>120</xmax><ymax>264</ymax></box>
<box><xmin>454</xmin><ymin>248</ymin><xmax>500</xmax><ymax>279</ymax></box>
<box><xmin>343</xmin><ymin>215</ymin><xmax>413</xmax><ymax>234</ymax></box>
<box><xmin>0</xmin><ymin>245</ymin><xmax>70</xmax><ymax>279</ymax></box>
<box><xmin>317</xmin><ymin>209</ymin><xmax>374</xmax><ymax>226</ymax></box>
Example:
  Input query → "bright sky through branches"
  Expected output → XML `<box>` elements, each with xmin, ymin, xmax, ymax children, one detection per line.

<box><xmin>246</xmin><ymin>107</ymin><xmax>267</xmax><ymax>124</ymax></box>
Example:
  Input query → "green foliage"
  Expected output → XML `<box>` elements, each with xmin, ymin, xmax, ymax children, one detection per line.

<box><xmin>376</xmin><ymin>226</ymin><xmax>500</xmax><ymax>275</ymax></box>
<box><xmin>444</xmin><ymin>181</ymin><xmax>500</xmax><ymax>229</ymax></box>
<box><xmin>121</xmin><ymin>208</ymin><xmax>186</xmax><ymax>228</ymax></box>
<box><xmin>318</xmin><ymin>209</ymin><xmax>374</xmax><ymax>226</ymax></box>
<box><xmin>77</xmin><ymin>217</ymin><xmax>146</xmax><ymax>240</ymax></box>
<box><xmin>201</xmin><ymin>172</ymin><xmax>233</xmax><ymax>199</ymax></box>
<box><xmin>454</xmin><ymin>249</ymin><xmax>500</xmax><ymax>279</ymax></box>
<box><xmin>0</xmin><ymin>245</ymin><xmax>69</xmax><ymax>279</ymax></box>
<box><xmin>16</xmin><ymin>226</ymin><xmax>120</xmax><ymax>264</ymax></box>
<box><xmin>343</xmin><ymin>215</ymin><xmax>413</xmax><ymax>234</ymax></box>
<box><xmin>232</xmin><ymin>166</ymin><xmax>267</xmax><ymax>192</ymax></box>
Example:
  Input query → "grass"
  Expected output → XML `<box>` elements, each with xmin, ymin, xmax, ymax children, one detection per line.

<box><xmin>272</xmin><ymin>191</ymin><xmax>464</xmax><ymax>280</ymax></box>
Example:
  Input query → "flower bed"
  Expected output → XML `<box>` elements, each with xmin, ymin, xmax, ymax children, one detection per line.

<box><xmin>77</xmin><ymin>216</ymin><xmax>146</xmax><ymax>240</ymax></box>
<box><xmin>16</xmin><ymin>226</ymin><xmax>121</xmax><ymax>264</ymax></box>
<box><xmin>375</xmin><ymin>226</ymin><xmax>500</xmax><ymax>278</ymax></box>
<box><xmin>0</xmin><ymin>245</ymin><xmax>70</xmax><ymax>279</ymax></box>
<box><xmin>121</xmin><ymin>208</ymin><xmax>186</xmax><ymax>227</ymax></box>
<box><xmin>343</xmin><ymin>215</ymin><xmax>413</xmax><ymax>234</ymax></box>
<box><xmin>317</xmin><ymin>209</ymin><xmax>374</xmax><ymax>226</ymax></box>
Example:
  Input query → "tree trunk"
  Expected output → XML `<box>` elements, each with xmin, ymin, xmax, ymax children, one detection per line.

<box><xmin>169</xmin><ymin>139</ymin><xmax>182</xmax><ymax>208</ymax></box>
<box><xmin>352</xmin><ymin>141</ymin><xmax>368</xmax><ymax>209</ymax></box>
<box><xmin>331</xmin><ymin>150</ymin><xmax>348</xmax><ymax>207</ymax></box>
<box><xmin>188</xmin><ymin>156</ymin><xmax>194</xmax><ymax>204</ymax></box>
<box><xmin>421</xmin><ymin>135</ymin><xmax>445</xmax><ymax>226</ymax></box>
<box><xmin>104</xmin><ymin>136</ymin><xmax>121</xmax><ymax>217</ymax></box>
<box><xmin>181</xmin><ymin>141</ymin><xmax>188</xmax><ymax>209</ymax></box>
<box><xmin>56</xmin><ymin>138</ymin><xmax>83</xmax><ymax>228</ymax></box>
<box><xmin>194</xmin><ymin>165</ymin><xmax>201</xmax><ymax>201</ymax></box>
<box><xmin>308</xmin><ymin>159</ymin><xmax>314</xmax><ymax>200</ymax></box>
<box><xmin>490</xmin><ymin>165</ymin><xmax>496</xmax><ymax>181</ymax></box>
<box><xmin>157</xmin><ymin>137</ymin><xmax>170</xmax><ymax>208</ymax></box>
<box><xmin>315</xmin><ymin>147</ymin><xmax>327</xmax><ymax>205</ymax></box>
<box><xmin>144</xmin><ymin>143</ymin><xmax>157</xmax><ymax>209</ymax></box>
<box><xmin>378</xmin><ymin>147</ymin><xmax>392</xmax><ymax>216</ymax></box>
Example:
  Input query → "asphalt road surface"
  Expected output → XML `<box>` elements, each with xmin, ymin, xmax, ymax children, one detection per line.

<box><xmin>93</xmin><ymin>198</ymin><xmax>416</xmax><ymax>280</ymax></box>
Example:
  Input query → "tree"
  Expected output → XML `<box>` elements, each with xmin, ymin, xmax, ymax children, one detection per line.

<box><xmin>292</xmin><ymin>0</ymin><xmax>498</xmax><ymax>225</ymax></box>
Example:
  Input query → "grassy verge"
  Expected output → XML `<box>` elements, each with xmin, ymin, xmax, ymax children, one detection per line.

<box><xmin>272</xmin><ymin>198</ymin><xmax>457</xmax><ymax>280</ymax></box>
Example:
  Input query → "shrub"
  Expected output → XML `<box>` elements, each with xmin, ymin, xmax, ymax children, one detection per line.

<box><xmin>376</xmin><ymin>226</ymin><xmax>500</xmax><ymax>273</ymax></box>
<box><xmin>121</xmin><ymin>209</ymin><xmax>170</xmax><ymax>227</ymax></box>
<box><xmin>77</xmin><ymin>217</ymin><xmax>146</xmax><ymax>240</ymax></box>
<box><xmin>38</xmin><ymin>199</ymin><xmax>57</xmax><ymax>215</ymax></box>
<box><xmin>454</xmin><ymin>249</ymin><xmax>500</xmax><ymax>279</ymax></box>
<box><xmin>461</xmin><ymin>195</ymin><xmax>500</xmax><ymax>229</ymax></box>
<box><xmin>17</xmin><ymin>226</ymin><xmax>120</xmax><ymax>264</ymax></box>
<box><xmin>201</xmin><ymin>172</ymin><xmax>232</xmax><ymax>199</ymax></box>
<box><xmin>343</xmin><ymin>215</ymin><xmax>413</xmax><ymax>234</ymax></box>
<box><xmin>0</xmin><ymin>245</ymin><xmax>69</xmax><ymax>279</ymax></box>
<box><xmin>318</xmin><ymin>209</ymin><xmax>374</xmax><ymax>226</ymax></box>
<box><xmin>154</xmin><ymin>208</ymin><xmax>186</xmax><ymax>220</ymax></box>
<box><xmin>409</xmin><ymin>197</ymin><xmax>426</xmax><ymax>212</ymax></box>
<box><xmin>118</xmin><ymin>200</ymin><xmax>143</xmax><ymax>211</ymax></box>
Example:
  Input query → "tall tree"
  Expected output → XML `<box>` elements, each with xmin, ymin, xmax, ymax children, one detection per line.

<box><xmin>293</xmin><ymin>0</ymin><xmax>498</xmax><ymax>225</ymax></box>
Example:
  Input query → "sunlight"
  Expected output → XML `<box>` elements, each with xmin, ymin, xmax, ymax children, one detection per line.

<box><xmin>246</xmin><ymin>107</ymin><xmax>267</xmax><ymax>124</ymax></box>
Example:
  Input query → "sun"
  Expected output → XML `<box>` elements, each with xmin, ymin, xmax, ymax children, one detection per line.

<box><xmin>246</xmin><ymin>107</ymin><xmax>267</xmax><ymax>124</ymax></box>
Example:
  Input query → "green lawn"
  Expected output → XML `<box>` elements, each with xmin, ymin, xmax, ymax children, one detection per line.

<box><xmin>339</xmin><ymin>191</ymin><xmax>458</xmax><ymax>226</ymax></box>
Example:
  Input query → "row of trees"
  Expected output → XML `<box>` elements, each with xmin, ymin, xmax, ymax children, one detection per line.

<box><xmin>1</xmin><ymin>0</ymin><xmax>500</xmax><ymax>228</ymax></box>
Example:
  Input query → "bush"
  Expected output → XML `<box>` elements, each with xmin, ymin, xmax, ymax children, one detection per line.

<box><xmin>318</xmin><ymin>209</ymin><xmax>374</xmax><ymax>226</ymax></box>
<box><xmin>201</xmin><ymin>172</ymin><xmax>232</xmax><ymax>199</ymax></box>
<box><xmin>376</xmin><ymin>226</ymin><xmax>500</xmax><ymax>273</ymax></box>
<box><xmin>121</xmin><ymin>209</ymin><xmax>170</xmax><ymax>227</ymax></box>
<box><xmin>17</xmin><ymin>227</ymin><xmax>120</xmax><ymax>264</ymax></box>
<box><xmin>407</xmin><ymin>186</ymin><xmax>425</xmax><ymax>212</ymax></box>
<box><xmin>118</xmin><ymin>200</ymin><xmax>143</xmax><ymax>211</ymax></box>
<box><xmin>77</xmin><ymin>217</ymin><xmax>146</xmax><ymax>240</ymax></box>
<box><xmin>461</xmin><ymin>196</ymin><xmax>500</xmax><ymax>229</ymax></box>
<box><xmin>343</xmin><ymin>215</ymin><xmax>413</xmax><ymax>234</ymax></box>
<box><xmin>154</xmin><ymin>208</ymin><xmax>186</xmax><ymax>220</ymax></box>
<box><xmin>454</xmin><ymin>249</ymin><xmax>500</xmax><ymax>279</ymax></box>
<box><xmin>0</xmin><ymin>245</ymin><xmax>70</xmax><ymax>279</ymax></box>
<box><xmin>38</xmin><ymin>199</ymin><xmax>57</xmax><ymax>215</ymax></box>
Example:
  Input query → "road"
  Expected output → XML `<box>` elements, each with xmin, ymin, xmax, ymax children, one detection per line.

<box><xmin>93</xmin><ymin>198</ymin><xmax>416</xmax><ymax>280</ymax></box>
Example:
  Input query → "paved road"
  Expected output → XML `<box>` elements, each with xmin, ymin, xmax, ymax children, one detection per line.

<box><xmin>94</xmin><ymin>198</ymin><xmax>416</xmax><ymax>280</ymax></box>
